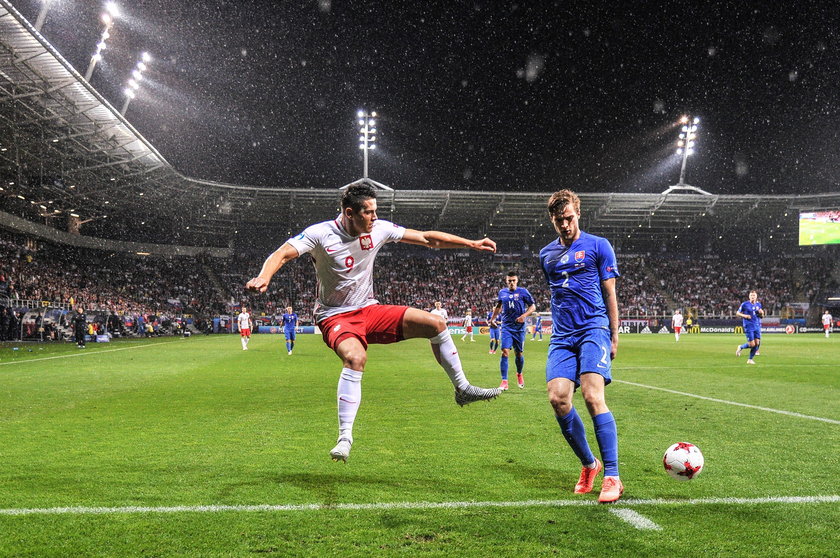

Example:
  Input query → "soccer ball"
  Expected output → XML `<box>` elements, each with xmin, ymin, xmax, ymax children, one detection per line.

<box><xmin>663</xmin><ymin>442</ymin><xmax>704</xmax><ymax>481</ymax></box>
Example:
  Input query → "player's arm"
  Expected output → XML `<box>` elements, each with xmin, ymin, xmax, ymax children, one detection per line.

<box><xmin>490</xmin><ymin>301</ymin><xmax>502</xmax><ymax>326</ymax></box>
<box><xmin>517</xmin><ymin>303</ymin><xmax>536</xmax><ymax>323</ymax></box>
<box><xmin>735</xmin><ymin>309</ymin><xmax>750</xmax><ymax>320</ymax></box>
<box><xmin>601</xmin><ymin>277</ymin><xmax>619</xmax><ymax>359</ymax></box>
<box><xmin>399</xmin><ymin>229</ymin><xmax>496</xmax><ymax>253</ymax></box>
<box><xmin>246</xmin><ymin>242</ymin><xmax>300</xmax><ymax>293</ymax></box>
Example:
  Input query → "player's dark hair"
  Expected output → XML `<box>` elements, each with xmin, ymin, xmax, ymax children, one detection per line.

<box><xmin>341</xmin><ymin>184</ymin><xmax>377</xmax><ymax>213</ymax></box>
<box><xmin>547</xmin><ymin>189</ymin><xmax>581</xmax><ymax>216</ymax></box>
<box><xmin>506</xmin><ymin>270</ymin><xmax>518</xmax><ymax>278</ymax></box>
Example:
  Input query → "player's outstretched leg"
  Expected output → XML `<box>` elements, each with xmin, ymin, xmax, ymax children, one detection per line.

<box><xmin>408</xmin><ymin>309</ymin><xmax>501</xmax><ymax>406</ymax></box>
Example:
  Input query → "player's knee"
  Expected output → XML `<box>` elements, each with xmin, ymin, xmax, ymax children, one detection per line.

<box><xmin>342</xmin><ymin>351</ymin><xmax>367</xmax><ymax>371</ymax></box>
<box><xmin>430</xmin><ymin>314</ymin><xmax>446</xmax><ymax>333</ymax></box>
<box><xmin>548</xmin><ymin>392</ymin><xmax>571</xmax><ymax>415</ymax></box>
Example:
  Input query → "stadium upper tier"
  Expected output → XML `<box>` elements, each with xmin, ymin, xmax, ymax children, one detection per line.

<box><xmin>2</xmin><ymin>0</ymin><xmax>839</xmax><ymax>251</ymax></box>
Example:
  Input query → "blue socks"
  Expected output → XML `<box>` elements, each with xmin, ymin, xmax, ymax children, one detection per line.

<box><xmin>500</xmin><ymin>355</ymin><xmax>509</xmax><ymax>380</ymax></box>
<box><xmin>514</xmin><ymin>354</ymin><xmax>524</xmax><ymax>374</ymax></box>
<box><xmin>593</xmin><ymin>412</ymin><xmax>619</xmax><ymax>476</ymax></box>
<box><xmin>557</xmin><ymin>408</ymin><xmax>595</xmax><ymax>466</ymax></box>
<box><xmin>749</xmin><ymin>345</ymin><xmax>758</xmax><ymax>359</ymax></box>
<box><xmin>739</xmin><ymin>343</ymin><xmax>750</xmax><ymax>350</ymax></box>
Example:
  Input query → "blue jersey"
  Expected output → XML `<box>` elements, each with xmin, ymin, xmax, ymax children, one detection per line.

<box><xmin>282</xmin><ymin>313</ymin><xmax>298</xmax><ymax>330</ymax></box>
<box><xmin>496</xmin><ymin>287</ymin><xmax>535</xmax><ymax>332</ymax></box>
<box><xmin>539</xmin><ymin>231</ymin><xmax>619</xmax><ymax>337</ymax></box>
<box><xmin>738</xmin><ymin>301</ymin><xmax>763</xmax><ymax>329</ymax></box>
<box><xmin>486</xmin><ymin>311</ymin><xmax>499</xmax><ymax>330</ymax></box>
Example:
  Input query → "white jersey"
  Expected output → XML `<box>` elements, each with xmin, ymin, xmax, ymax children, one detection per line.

<box><xmin>823</xmin><ymin>313</ymin><xmax>833</xmax><ymax>326</ymax></box>
<box><xmin>237</xmin><ymin>312</ymin><xmax>251</xmax><ymax>329</ymax></box>
<box><xmin>463</xmin><ymin>314</ymin><xmax>473</xmax><ymax>327</ymax></box>
<box><xmin>286</xmin><ymin>217</ymin><xmax>406</xmax><ymax>323</ymax></box>
<box><xmin>672</xmin><ymin>313</ymin><xmax>683</xmax><ymax>328</ymax></box>
<box><xmin>430</xmin><ymin>308</ymin><xmax>449</xmax><ymax>321</ymax></box>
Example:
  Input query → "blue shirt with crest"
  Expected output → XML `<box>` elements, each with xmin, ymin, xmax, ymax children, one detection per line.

<box><xmin>737</xmin><ymin>301</ymin><xmax>763</xmax><ymax>330</ymax></box>
<box><xmin>539</xmin><ymin>231</ymin><xmax>619</xmax><ymax>337</ymax></box>
<box><xmin>282</xmin><ymin>313</ymin><xmax>298</xmax><ymax>330</ymax></box>
<box><xmin>496</xmin><ymin>287</ymin><xmax>535</xmax><ymax>333</ymax></box>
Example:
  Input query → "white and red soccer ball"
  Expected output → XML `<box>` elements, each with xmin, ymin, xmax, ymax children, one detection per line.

<box><xmin>663</xmin><ymin>442</ymin><xmax>704</xmax><ymax>481</ymax></box>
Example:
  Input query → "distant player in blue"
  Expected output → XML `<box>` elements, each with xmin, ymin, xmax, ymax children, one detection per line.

<box><xmin>539</xmin><ymin>189</ymin><xmax>623</xmax><ymax>504</ymax></box>
<box><xmin>490</xmin><ymin>271</ymin><xmax>535</xmax><ymax>391</ymax></box>
<box><xmin>735</xmin><ymin>290</ymin><xmax>764</xmax><ymax>365</ymax></box>
<box><xmin>486</xmin><ymin>309</ymin><xmax>500</xmax><ymax>354</ymax></box>
<box><xmin>531</xmin><ymin>314</ymin><xmax>544</xmax><ymax>341</ymax></box>
<box><xmin>282</xmin><ymin>305</ymin><xmax>298</xmax><ymax>355</ymax></box>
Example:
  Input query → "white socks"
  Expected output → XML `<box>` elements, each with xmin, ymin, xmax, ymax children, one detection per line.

<box><xmin>429</xmin><ymin>329</ymin><xmax>469</xmax><ymax>390</ymax></box>
<box><xmin>337</xmin><ymin>368</ymin><xmax>363</xmax><ymax>442</ymax></box>
<box><xmin>241</xmin><ymin>337</ymin><xmax>248</xmax><ymax>349</ymax></box>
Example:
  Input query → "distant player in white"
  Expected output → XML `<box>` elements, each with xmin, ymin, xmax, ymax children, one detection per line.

<box><xmin>238</xmin><ymin>307</ymin><xmax>253</xmax><ymax>350</ymax></box>
<box><xmin>671</xmin><ymin>309</ymin><xmax>684</xmax><ymax>342</ymax></box>
<box><xmin>823</xmin><ymin>310</ymin><xmax>833</xmax><ymax>338</ymax></box>
<box><xmin>430</xmin><ymin>301</ymin><xmax>448</xmax><ymax>322</ymax></box>
<box><xmin>246</xmin><ymin>184</ymin><xmax>501</xmax><ymax>463</ymax></box>
<box><xmin>461</xmin><ymin>310</ymin><xmax>475</xmax><ymax>342</ymax></box>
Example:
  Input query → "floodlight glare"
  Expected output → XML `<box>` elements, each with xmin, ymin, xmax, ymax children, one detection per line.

<box><xmin>124</xmin><ymin>88</ymin><xmax>135</xmax><ymax>98</ymax></box>
<box><xmin>679</xmin><ymin>115</ymin><xmax>689</xmax><ymax>124</ymax></box>
<box><xmin>91</xmin><ymin>53</ymin><xmax>102</xmax><ymax>62</ymax></box>
<box><xmin>96</xmin><ymin>41</ymin><xmax>107</xmax><ymax>51</ymax></box>
<box><xmin>368</xmin><ymin>120</ymin><xmax>375</xmax><ymax>126</ymax></box>
<box><xmin>357</xmin><ymin>110</ymin><xmax>364</xmax><ymax>117</ymax></box>
<box><xmin>101</xmin><ymin>12</ymin><xmax>111</xmax><ymax>24</ymax></box>
<box><xmin>137</xmin><ymin>62</ymin><xmax>147</xmax><ymax>71</ymax></box>
<box><xmin>358</xmin><ymin>119</ymin><xmax>365</xmax><ymax>125</ymax></box>
<box><xmin>132</xmin><ymin>69</ymin><xmax>142</xmax><ymax>80</ymax></box>
<box><xmin>105</xmin><ymin>1</ymin><xmax>119</xmax><ymax>17</ymax></box>
<box><xmin>676</xmin><ymin>148</ymin><xmax>683</xmax><ymax>154</ymax></box>
<box><xmin>141</xmin><ymin>51</ymin><xmax>151</xmax><ymax>62</ymax></box>
<box><xmin>371</xmin><ymin>111</ymin><xmax>377</xmax><ymax>117</ymax></box>
<box><xmin>693</xmin><ymin>117</ymin><xmax>700</xmax><ymax>124</ymax></box>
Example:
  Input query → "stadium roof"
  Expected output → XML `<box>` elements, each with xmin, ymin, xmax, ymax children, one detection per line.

<box><xmin>2</xmin><ymin>0</ymin><xmax>839</xmax><ymax>252</ymax></box>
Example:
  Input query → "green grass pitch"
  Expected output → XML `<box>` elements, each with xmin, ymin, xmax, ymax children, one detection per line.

<box><xmin>1</xmin><ymin>333</ymin><xmax>838</xmax><ymax>557</ymax></box>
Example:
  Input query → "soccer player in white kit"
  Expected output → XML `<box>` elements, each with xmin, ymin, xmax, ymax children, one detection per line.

<box><xmin>246</xmin><ymin>184</ymin><xmax>502</xmax><ymax>462</ymax></box>
<box><xmin>461</xmin><ymin>310</ymin><xmax>475</xmax><ymax>342</ymax></box>
<box><xmin>823</xmin><ymin>310</ymin><xmax>833</xmax><ymax>338</ymax></box>
<box><xmin>671</xmin><ymin>309</ymin><xmax>684</xmax><ymax>342</ymax></box>
<box><xmin>430</xmin><ymin>301</ymin><xmax>449</xmax><ymax>322</ymax></box>
<box><xmin>238</xmin><ymin>307</ymin><xmax>253</xmax><ymax>350</ymax></box>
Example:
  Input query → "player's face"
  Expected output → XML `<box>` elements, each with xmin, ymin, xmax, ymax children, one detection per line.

<box><xmin>506</xmin><ymin>276</ymin><xmax>518</xmax><ymax>290</ymax></box>
<box><xmin>435</xmin><ymin>302</ymin><xmax>441</xmax><ymax>309</ymax></box>
<box><xmin>286</xmin><ymin>307</ymin><xmax>292</xmax><ymax>313</ymax></box>
<box><xmin>749</xmin><ymin>291</ymin><xmax>757</xmax><ymax>303</ymax></box>
<box><xmin>345</xmin><ymin>198</ymin><xmax>377</xmax><ymax>236</ymax></box>
<box><xmin>550</xmin><ymin>203</ymin><xmax>580</xmax><ymax>243</ymax></box>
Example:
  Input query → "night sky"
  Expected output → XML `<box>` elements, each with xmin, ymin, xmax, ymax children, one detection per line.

<box><xmin>11</xmin><ymin>0</ymin><xmax>840</xmax><ymax>195</ymax></box>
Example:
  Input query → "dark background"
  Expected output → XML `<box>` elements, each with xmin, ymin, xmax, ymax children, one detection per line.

<box><xmin>12</xmin><ymin>0</ymin><xmax>840</xmax><ymax>194</ymax></box>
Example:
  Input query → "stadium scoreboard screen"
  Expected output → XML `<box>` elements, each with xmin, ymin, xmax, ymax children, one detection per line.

<box><xmin>798</xmin><ymin>210</ymin><xmax>840</xmax><ymax>246</ymax></box>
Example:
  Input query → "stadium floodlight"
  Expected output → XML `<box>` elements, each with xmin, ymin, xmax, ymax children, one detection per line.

<box><xmin>357</xmin><ymin>109</ymin><xmax>378</xmax><ymax>178</ymax></box>
<box><xmin>676</xmin><ymin>114</ymin><xmax>700</xmax><ymax>185</ymax></box>
<box><xmin>35</xmin><ymin>0</ymin><xmax>55</xmax><ymax>32</ymax></box>
<box><xmin>121</xmin><ymin>52</ymin><xmax>151</xmax><ymax>115</ymax></box>
<box><xmin>84</xmin><ymin>2</ymin><xmax>118</xmax><ymax>82</ymax></box>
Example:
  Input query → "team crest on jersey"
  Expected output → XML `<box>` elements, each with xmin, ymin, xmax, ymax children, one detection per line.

<box><xmin>359</xmin><ymin>235</ymin><xmax>373</xmax><ymax>250</ymax></box>
<box><xmin>575</xmin><ymin>250</ymin><xmax>586</xmax><ymax>262</ymax></box>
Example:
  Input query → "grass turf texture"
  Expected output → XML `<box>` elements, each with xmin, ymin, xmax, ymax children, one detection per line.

<box><xmin>0</xmin><ymin>333</ymin><xmax>837</xmax><ymax>557</ymax></box>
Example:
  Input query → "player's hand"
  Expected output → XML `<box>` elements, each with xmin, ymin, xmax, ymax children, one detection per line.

<box><xmin>516</xmin><ymin>316</ymin><xmax>525</xmax><ymax>323</ymax></box>
<box><xmin>471</xmin><ymin>237</ymin><xmax>496</xmax><ymax>253</ymax></box>
<box><xmin>246</xmin><ymin>276</ymin><xmax>269</xmax><ymax>293</ymax></box>
<box><xmin>610</xmin><ymin>336</ymin><xmax>618</xmax><ymax>360</ymax></box>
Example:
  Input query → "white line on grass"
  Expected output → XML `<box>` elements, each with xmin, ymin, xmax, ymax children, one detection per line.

<box><xmin>608</xmin><ymin>508</ymin><xmax>662</xmax><ymax>530</ymax></box>
<box><xmin>615</xmin><ymin>380</ymin><xmax>840</xmax><ymax>425</ymax></box>
<box><xmin>0</xmin><ymin>495</ymin><xmax>837</xmax><ymax>517</ymax></box>
<box><xmin>0</xmin><ymin>340</ymin><xmax>180</xmax><ymax>367</ymax></box>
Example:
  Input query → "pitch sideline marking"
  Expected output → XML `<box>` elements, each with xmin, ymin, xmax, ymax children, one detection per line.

<box><xmin>615</xmin><ymin>380</ymin><xmax>840</xmax><ymax>425</ymax></box>
<box><xmin>0</xmin><ymin>495</ymin><xmax>837</xmax><ymax>517</ymax></box>
<box><xmin>608</xmin><ymin>508</ymin><xmax>662</xmax><ymax>530</ymax></box>
<box><xmin>0</xmin><ymin>340</ymin><xmax>183</xmax><ymax>367</ymax></box>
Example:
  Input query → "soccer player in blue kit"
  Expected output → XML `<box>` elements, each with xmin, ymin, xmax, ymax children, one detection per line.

<box><xmin>735</xmin><ymin>291</ymin><xmax>764</xmax><ymax>365</ymax></box>
<box><xmin>282</xmin><ymin>306</ymin><xmax>298</xmax><ymax>355</ymax></box>
<box><xmin>490</xmin><ymin>271</ymin><xmax>536</xmax><ymax>390</ymax></box>
<box><xmin>539</xmin><ymin>189</ymin><xmax>623</xmax><ymax>503</ymax></box>
<box><xmin>486</xmin><ymin>309</ymin><xmax>500</xmax><ymax>354</ymax></box>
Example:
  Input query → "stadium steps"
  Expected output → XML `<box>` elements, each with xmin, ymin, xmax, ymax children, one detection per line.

<box><xmin>201</xmin><ymin>264</ymin><xmax>228</xmax><ymax>301</ymax></box>
<box><xmin>640</xmin><ymin>263</ymin><xmax>677</xmax><ymax>310</ymax></box>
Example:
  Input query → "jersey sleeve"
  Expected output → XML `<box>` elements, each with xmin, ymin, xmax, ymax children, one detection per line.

<box><xmin>596</xmin><ymin>237</ymin><xmax>620</xmax><ymax>281</ymax></box>
<box><xmin>523</xmin><ymin>289</ymin><xmax>535</xmax><ymax>307</ymax></box>
<box><xmin>286</xmin><ymin>223</ymin><xmax>323</xmax><ymax>256</ymax></box>
<box><xmin>375</xmin><ymin>219</ymin><xmax>406</xmax><ymax>244</ymax></box>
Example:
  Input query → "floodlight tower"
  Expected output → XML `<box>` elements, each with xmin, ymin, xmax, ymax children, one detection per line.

<box><xmin>84</xmin><ymin>2</ymin><xmax>119</xmax><ymax>82</ymax></box>
<box><xmin>121</xmin><ymin>52</ymin><xmax>151</xmax><ymax>115</ymax></box>
<box><xmin>676</xmin><ymin>115</ymin><xmax>699</xmax><ymax>186</ymax></box>
<box><xmin>34</xmin><ymin>0</ymin><xmax>54</xmax><ymax>32</ymax></box>
<box><xmin>358</xmin><ymin>109</ymin><xmax>377</xmax><ymax>179</ymax></box>
<box><xmin>341</xmin><ymin>109</ymin><xmax>392</xmax><ymax>191</ymax></box>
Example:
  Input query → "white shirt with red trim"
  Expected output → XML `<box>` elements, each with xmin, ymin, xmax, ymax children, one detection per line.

<box><xmin>823</xmin><ymin>313</ymin><xmax>833</xmax><ymax>327</ymax></box>
<box><xmin>286</xmin><ymin>217</ymin><xmax>406</xmax><ymax>322</ymax></box>
<box><xmin>237</xmin><ymin>312</ymin><xmax>251</xmax><ymax>330</ymax></box>
<box><xmin>672</xmin><ymin>313</ymin><xmax>683</xmax><ymax>328</ymax></box>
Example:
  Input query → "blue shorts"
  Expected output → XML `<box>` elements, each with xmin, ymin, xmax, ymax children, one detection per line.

<box><xmin>546</xmin><ymin>328</ymin><xmax>613</xmax><ymax>387</ymax></box>
<box><xmin>489</xmin><ymin>327</ymin><xmax>500</xmax><ymax>340</ymax></box>
<box><xmin>501</xmin><ymin>327</ymin><xmax>525</xmax><ymax>353</ymax></box>
<box><xmin>744</xmin><ymin>327</ymin><xmax>761</xmax><ymax>342</ymax></box>
<box><xmin>284</xmin><ymin>328</ymin><xmax>296</xmax><ymax>340</ymax></box>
